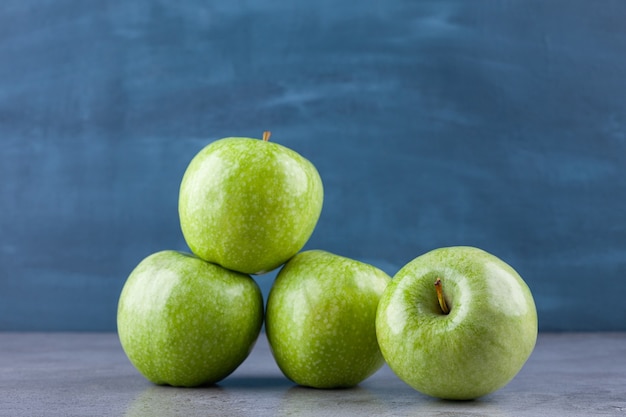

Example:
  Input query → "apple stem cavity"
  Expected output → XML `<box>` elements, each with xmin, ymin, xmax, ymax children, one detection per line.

<box><xmin>434</xmin><ymin>278</ymin><xmax>450</xmax><ymax>315</ymax></box>
<box><xmin>263</xmin><ymin>131</ymin><xmax>271</xmax><ymax>142</ymax></box>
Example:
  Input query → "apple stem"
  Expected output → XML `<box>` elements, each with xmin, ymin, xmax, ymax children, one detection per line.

<box><xmin>263</xmin><ymin>131</ymin><xmax>271</xmax><ymax>142</ymax></box>
<box><xmin>434</xmin><ymin>278</ymin><xmax>450</xmax><ymax>315</ymax></box>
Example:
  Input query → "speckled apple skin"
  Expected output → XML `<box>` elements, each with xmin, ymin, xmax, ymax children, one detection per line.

<box><xmin>178</xmin><ymin>137</ymin><xmax>324</xmax><ymax>275</ymax></box>
<box><xmin>265</xmin><ymin>250</ymin><xmax>391</xmax><ymax>388</ymax></box>
<box><xmin>117</xmin><ymin>250</ymin><xmax>264</xmax><ymax>387</ymax></box>
<box><xmin>376</xmin><ymin>246</ymin><xmax>538</xmax><ymax>400</ymax></box>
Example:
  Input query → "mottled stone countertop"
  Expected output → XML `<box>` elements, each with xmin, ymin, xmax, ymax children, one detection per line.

<box><xmin>1</xmin><ymin>332</ymin><xmax>625</xmax><ymax>416</ymax></box>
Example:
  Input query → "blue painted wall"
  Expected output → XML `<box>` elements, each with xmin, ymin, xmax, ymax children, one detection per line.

<box><xmin>1</xmin><ymin>1</ymin><xmax>625</xmax><ymax>331</ymax></box>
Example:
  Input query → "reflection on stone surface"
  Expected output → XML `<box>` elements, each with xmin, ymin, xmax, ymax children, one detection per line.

<box><xmin>278</xmin><ymin>385</ymin><xmax>387</xmax><ymax>417</ymax></box>
<box><xmin>124</xmin><ymin>385</ymin><xmax>239</xmax><ymax>417</ymax></box>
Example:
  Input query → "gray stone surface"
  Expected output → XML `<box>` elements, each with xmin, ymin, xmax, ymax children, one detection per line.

<box><xmin>1</xmin><ymin>332</ymin><xmax>625</xmax><ymax>416</ymax></box>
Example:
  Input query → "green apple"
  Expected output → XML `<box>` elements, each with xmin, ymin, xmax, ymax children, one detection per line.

<box><xmin>376</xmin><ymin>246</ymin><xmax>537</xmax><ymax>400</ymax></box>
<box><xmin>117</xmin><ymin>250</ymin><xmax>264</xmax><ymax>387</ymax></box>
<box><xmin>265</xmin><ymin>250</ymin><xmax>391</xmax><ymax>388</ymax></box>
<box><xmin>178</xmin><ymin>133</ymin><xmax>324</xmax><ymax>275</ymax></box>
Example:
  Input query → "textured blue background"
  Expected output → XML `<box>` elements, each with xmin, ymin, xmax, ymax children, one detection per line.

<box><xmin>1</xmin><ymin>1</ymin><xmax>625</xmax><ymax>331</ymax></box>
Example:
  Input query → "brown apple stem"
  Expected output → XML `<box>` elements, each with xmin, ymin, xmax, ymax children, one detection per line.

<box><xmin>434</xmin><ymin>278</ymin><xmax>450</xmax><ymax>315</ymax></box>
<box><xmin>263</xmin><ymin>131</ymin><xmax>271</xmax><ymax>142</ymax></box>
